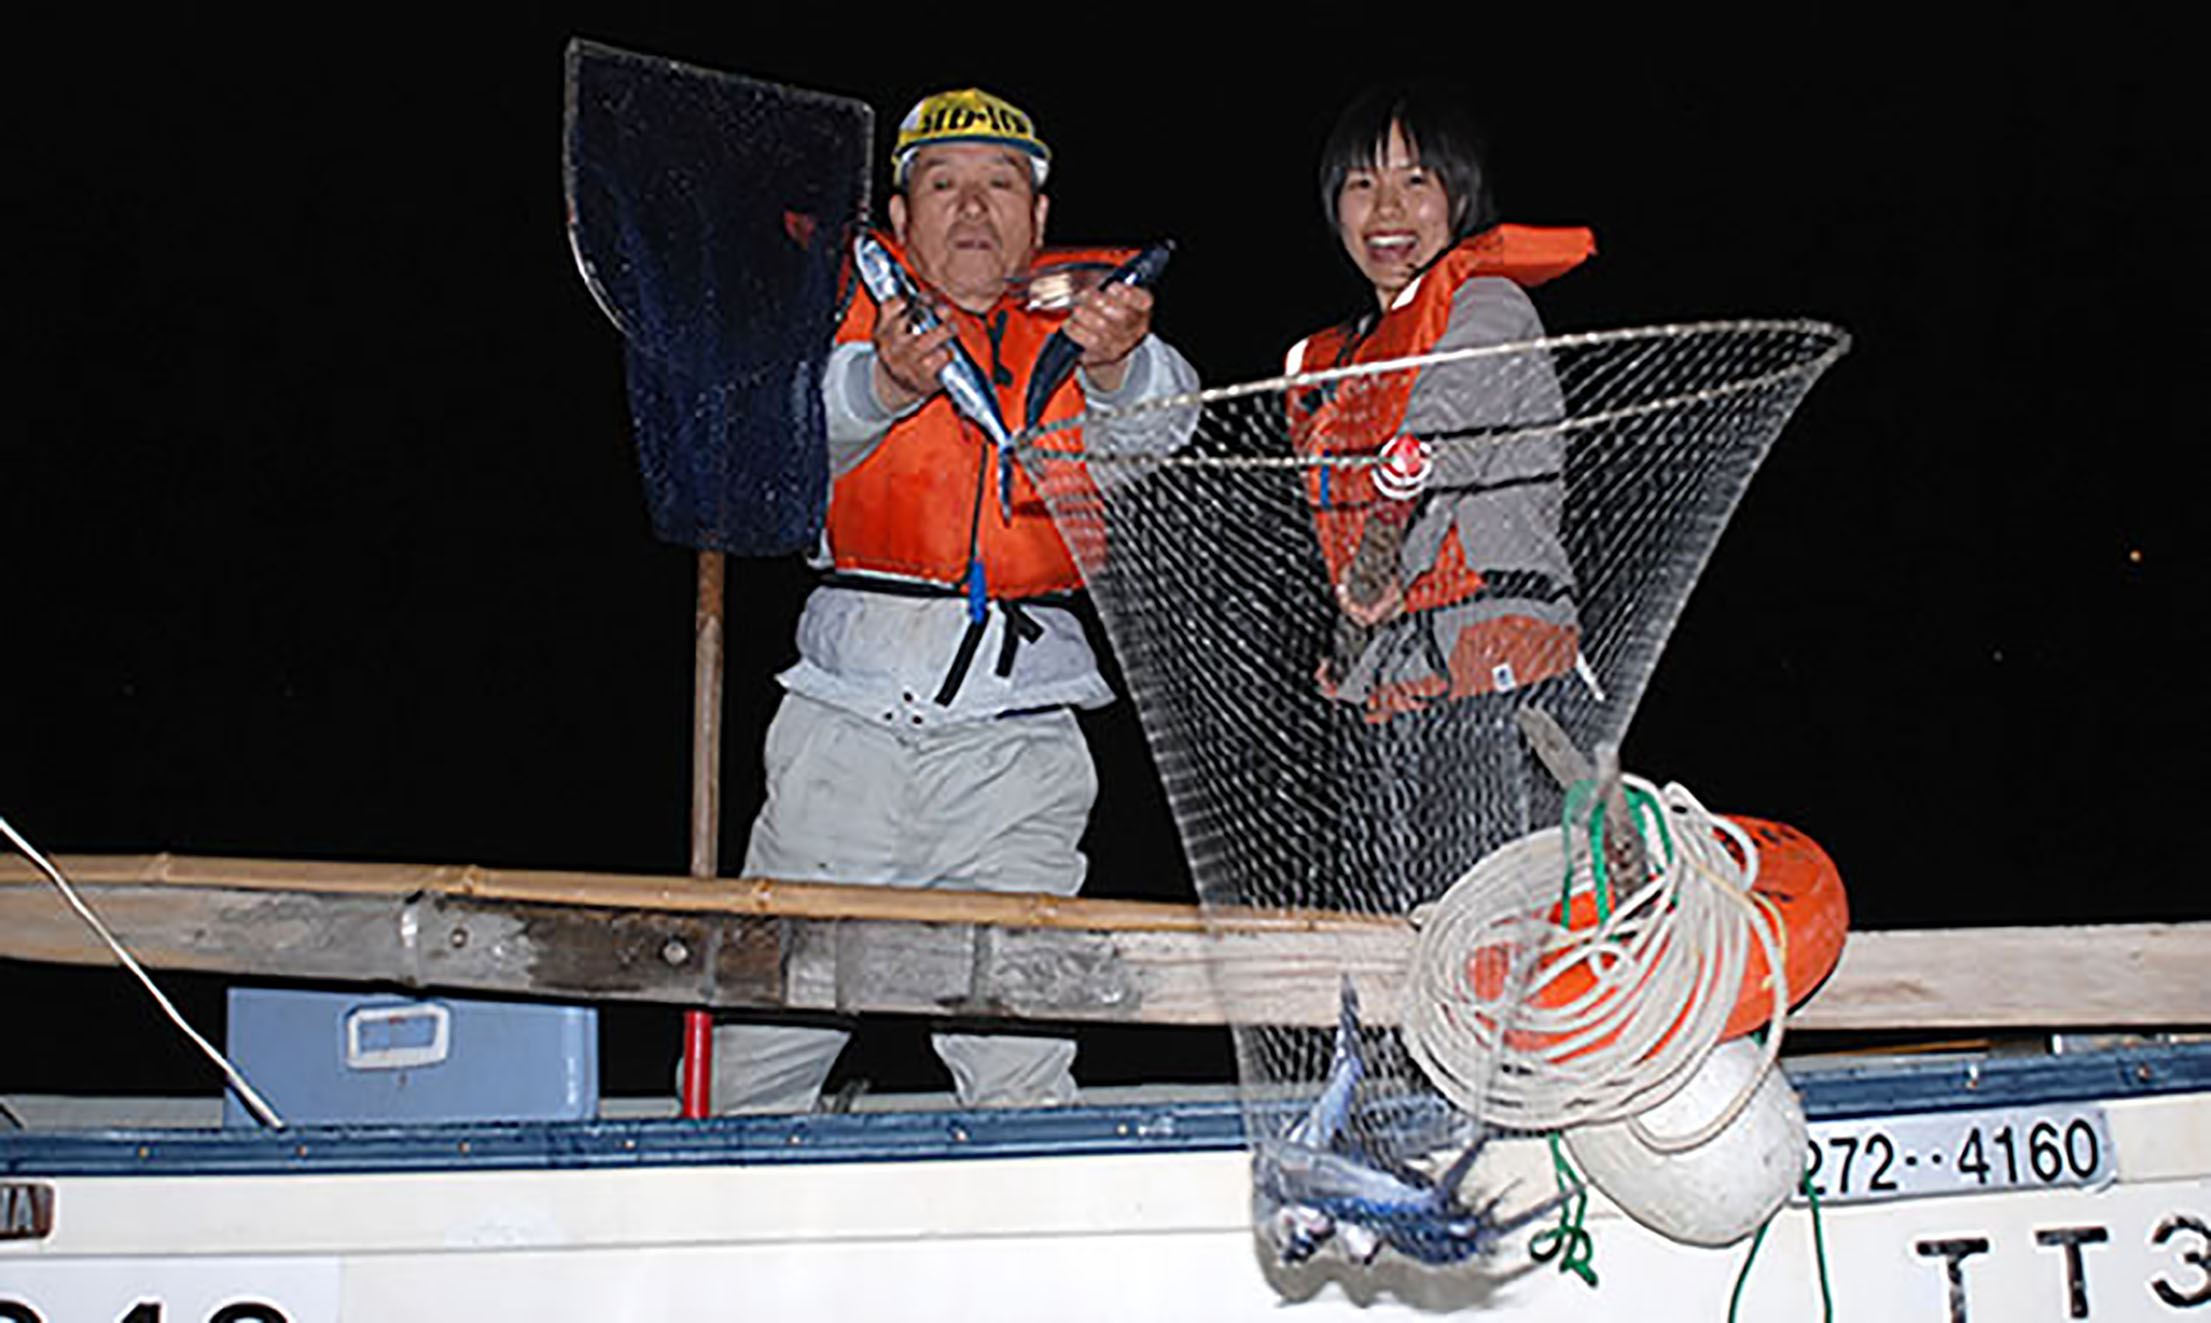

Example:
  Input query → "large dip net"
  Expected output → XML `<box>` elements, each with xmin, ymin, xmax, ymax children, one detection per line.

<box><xmin>564</xmin><ymin>41</ymin><xmax>871</xmax><ymax>555</ymax></box>
<box><xmin>1026</xmin><ymin>319</ymin><xmax>1848</xmax><ymax>1246</ymax></box>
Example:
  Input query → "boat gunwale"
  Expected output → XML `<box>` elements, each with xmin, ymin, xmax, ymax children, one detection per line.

<box><xmin>4</xmin><ymin>1042</ymin><xmax>2208</xmax><ymax>1180</ymax></box>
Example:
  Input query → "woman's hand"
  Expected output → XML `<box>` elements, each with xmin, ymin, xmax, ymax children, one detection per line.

<box><xmin>1337</xmin><ymin>518</ymin><xmax>1407</xmax><ymax>626</ymax></box>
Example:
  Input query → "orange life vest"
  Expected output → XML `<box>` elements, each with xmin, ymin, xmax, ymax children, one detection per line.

<box><xmin>1289</xmin><ymin>224</ymin><xmax>1596</xmax><ymax>710</ymax></box>
<box><xmin>825</xmin><ymin>233</ymin><xmax>1137</xmax><ymax>601</ymax></box>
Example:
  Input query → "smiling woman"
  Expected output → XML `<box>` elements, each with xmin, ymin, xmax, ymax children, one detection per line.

<box><xmin>1317</xmin><ymin>84</ymin><xmax>1494</xmax><ymax>303</ymax></box>
<box><xmin>1286</xmin><ymin>83</ymin><xmax>1595</xmax><ymax>734</ymax></box>
<box><xmin>1318</xmin><ymin>83</ymin><xmax>1498</xmax><ymax>311</ymax></box>
<box><xmin>1335</xmin><ymin>124</ymin><xmax>1455</xmax><ymax>311</ymax></box>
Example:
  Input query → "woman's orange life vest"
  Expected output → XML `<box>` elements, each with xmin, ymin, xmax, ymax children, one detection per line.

<box><xmin>1290</xmin><ymin>224</ymin><xmax>1596</xmax><ymax>709</ymax></box>
<box><xmin>825</xmin><ymin>233</ymin><xmax>1137</xmax><ymax>601</ymax></box>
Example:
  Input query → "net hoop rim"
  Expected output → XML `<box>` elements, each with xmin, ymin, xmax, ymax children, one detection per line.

<box><xmin>1022</xmin><ymin>316</ymin><xmax>1851</xmax><ymax>469</ymax></box>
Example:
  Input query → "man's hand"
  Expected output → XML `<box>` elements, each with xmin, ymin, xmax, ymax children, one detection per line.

<box><xmin>870</xmin><ymin>297</ymin><xmax>955</xmax><ymax>413</ymax></box>
<box><xmin>1066</xmin><ymin>283</ymin><xmax>1153</xmax><ymax>393</ymax></box>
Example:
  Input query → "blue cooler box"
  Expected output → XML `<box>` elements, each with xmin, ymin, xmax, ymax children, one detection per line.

<box><xmin>222</xmin><ymin>987</ymin><xmax>599</xmax><ymax>1126</ymax></box>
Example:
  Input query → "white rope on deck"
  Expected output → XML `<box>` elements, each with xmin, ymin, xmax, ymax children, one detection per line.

<box><xmin>0</xmin><ymin>812</ymin><xmax>286</xmax><ymax>1128</ymax></box>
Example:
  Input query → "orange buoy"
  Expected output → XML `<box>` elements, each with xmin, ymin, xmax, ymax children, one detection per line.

<box><xmin>1708</xmin><ymin>817</ymin><xmax>1848</xmax><ymax>1040</ymax></box>
<box><xmin>1465</xmin><ymin>815</ymin><xmax>1848</xmax><ymax>1053</ymax></box>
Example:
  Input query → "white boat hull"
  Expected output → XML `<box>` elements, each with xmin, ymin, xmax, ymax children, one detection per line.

<box><xmin>4</xmin><ymin>1086</ymin><xmax>2206</xmax><ymax>1322</ymax></box>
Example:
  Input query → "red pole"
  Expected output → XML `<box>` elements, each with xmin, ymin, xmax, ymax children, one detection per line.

<box><xmin>680</xmin><ymin>551</ymin><xmax>726</xmax><ymax>1120</ymax></box>
<box><xmin>681</xmin><ymin>1008</ymin><xmax>714</xmax><ymax>1119</ymax></box>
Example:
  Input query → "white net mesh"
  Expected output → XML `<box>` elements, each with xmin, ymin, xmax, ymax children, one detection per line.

<box><xmin>1026</xmin><ymin>319</ymin><xmax>1848</xmax><ymax>1224</ymax></box>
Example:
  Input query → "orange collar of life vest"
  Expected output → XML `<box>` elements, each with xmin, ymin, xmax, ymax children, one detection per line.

<box><xmin>1290</xmin><ymin>223</ymin><xmax>1597</xmax><ymax>375</ymax></box>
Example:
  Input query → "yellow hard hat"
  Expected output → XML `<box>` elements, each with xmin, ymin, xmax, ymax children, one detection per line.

<box><xmin>892</xmin><ymin>88</ymin><xmax>1050</xmax><ymax>189</ymax></box>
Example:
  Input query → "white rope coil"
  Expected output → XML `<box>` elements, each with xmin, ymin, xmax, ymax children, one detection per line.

<box><xmin>1405</xmin><ymin>778</ymin><xmax>1786</xmax><ymax>1144</ymax></box>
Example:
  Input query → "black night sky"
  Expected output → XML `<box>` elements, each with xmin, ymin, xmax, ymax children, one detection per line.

<box><xmin>5</xmin><ymin>14</ymin><xmax>2201</xmax><ymax>1098</ymax></box>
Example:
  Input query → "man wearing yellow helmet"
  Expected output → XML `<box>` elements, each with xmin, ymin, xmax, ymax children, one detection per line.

<box><xmin>713</xmin><ymin>88</ymin><xmax>1197</xmax><ymax>1114</ymax></box>
<box><xmin>869</xmin><ymin>88</ymin><xmax>1154</xmax><ymax>401</ymax></box>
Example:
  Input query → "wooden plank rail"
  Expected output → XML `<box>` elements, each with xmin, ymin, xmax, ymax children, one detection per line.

<box><xmin>2</xmin><ymin>855</ymin><xmax>2205</xmax><ymax>1030</ymax></box>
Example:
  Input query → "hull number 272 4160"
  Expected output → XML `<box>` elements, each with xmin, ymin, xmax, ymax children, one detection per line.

<box><xmin>1797</xmin><ymin>1103</ymin><xmax>2115</xmax><ymax>1206</ymax></box>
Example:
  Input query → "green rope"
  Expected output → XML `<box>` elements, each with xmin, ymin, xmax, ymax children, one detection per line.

<box><xmin>1560</xmin><ymin>779</ymin><xmax>1673</xmax><ymax>926</ymax></box>
<box><xmin>1528</xmin><ymin>1132</ymin><xmax>1599</xmax><ymax>1287</ymax></box>
<box><xmin>1807</xmin><ymin>1178</ymin><xmax>1835</xmax><ymax>1322</ymax></box>
<box><xmin>1727</xmin><ymin>1174</ymin><xmax>1836</xmax><ymax>1323</ymax></box>
<box><xmin>1726</xmin><ymin>1220</ymin><xmax>1770</xmax><ymax>1322</ymax></box>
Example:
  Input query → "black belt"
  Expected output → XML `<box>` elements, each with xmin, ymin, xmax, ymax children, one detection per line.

<box><xmin>935</xmin><ymin>598</ymin><xmax>1047</xmax><ymax>705</ymax></box>
<box><xmin>996</xmin><ymin>703</ymin><xmax>1070</xmax><ymax>720</ymax></box>
<box><xmin>818</xmin><ymin>573</ymin><xmax>1076</xmax><ymax>706</ymax></box>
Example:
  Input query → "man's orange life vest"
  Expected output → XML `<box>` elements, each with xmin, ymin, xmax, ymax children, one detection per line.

<box><xmin>1289</xmin><ymin>224</ymin><xmax>1596</xmax><ymax>711</ymax></box>
<box><xmin>825</xmin><ymin>232</ymin><xmax>1137</xmax><ymax>602</ymax></box>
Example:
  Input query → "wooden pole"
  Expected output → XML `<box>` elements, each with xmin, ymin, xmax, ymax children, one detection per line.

<box><xmin>691</xmin><ymin>552</ymin><xmax>725</xmax><ymax>883</ymax></box>
<box><xmin>4</xmin><ymin>861</ymin><xmax>2207</xmax><ymax>1031</ymax></box>
<box><xmin>0</xmin><ymin>854</ymin><xmax>1392</xmax><ymax>931</ymax></box>
<box><xmin>680</xmin><ymin>551</ymin><xmax>725</xmax><ymax>1119</ymax></box>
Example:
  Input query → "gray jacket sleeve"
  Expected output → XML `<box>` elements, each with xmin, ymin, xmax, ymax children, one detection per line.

<box><xmin>1078</xmin><ymin>334</ymin><xmax>1200</xmax><ymax>413</ymax></box>
<box><xmin>1397</xmin><ymin>278</ymin><xmax>1572</xmax><ymax>585</ymax></box>
<box><xmin>822</xmin><ymin>341</ymin><xmax>918</xmax><ymax>480</ymax></box>
<box><xmin>1073</xmin><ymin>336</ymin><xmax>1201</xmax><ymax>486</ymax></box>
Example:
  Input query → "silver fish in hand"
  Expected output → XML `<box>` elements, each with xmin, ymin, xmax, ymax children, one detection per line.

<box><xmin>851</xmin><ymin>233</ymin><xmax>1019</xmax><ymax>518</ymax></box>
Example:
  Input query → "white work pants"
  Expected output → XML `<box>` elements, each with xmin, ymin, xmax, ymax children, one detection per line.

<box><xmin>712</xmin><ymin>692</ymin><xmax>1096</xmax><ymax>1112</ymax></box>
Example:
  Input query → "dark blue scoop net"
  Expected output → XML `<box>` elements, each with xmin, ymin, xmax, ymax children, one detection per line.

<box><xmin>564</xmin><ymin>41</ymin><xmax>871</xmax><ymax>554</ymax></box>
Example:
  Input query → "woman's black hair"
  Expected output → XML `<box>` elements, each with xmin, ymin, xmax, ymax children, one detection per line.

<box><xmin>1318</xmin><ymin>83</ymin><xmax>1496</xmax><ymax>243</ymax></box>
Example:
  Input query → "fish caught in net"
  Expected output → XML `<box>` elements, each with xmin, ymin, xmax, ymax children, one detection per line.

<box><xmin>1023</xmin><ymin>319</ymin><xmax>1849</xmax><ymax>1264</ymax></box>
